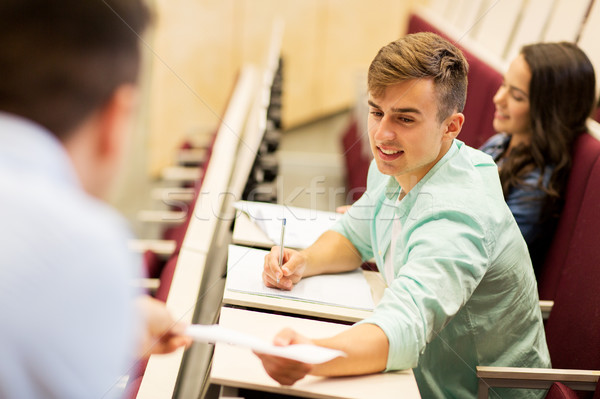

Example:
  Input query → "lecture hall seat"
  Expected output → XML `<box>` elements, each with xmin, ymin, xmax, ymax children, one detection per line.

<box><xmin>545</xmin><ymin>382</ymin><xmax>580</xmax><ymax>399</ymax></box>
<box><xmin>342</xmin><ymin>118</ymin><xmax>370</xmax><ymax>202</ymax></box>
<box><xmin>538</xmin><ymin>133</ymin><xmax>600</xmax><ymax>301</ymax></box>
<box><xmin>142</xmin><ymin>189</ymin><xmax>195</xmax><ymax>280</ymax></box>
<box><xmin>544</xmin><ymin>381</ymin><xmax>600</xmax><ymax>399</ymax></box>
<box><xmin>141</xmin><ymin>132</ymin><xmax>216</xmax><ymax>279</ymax></box>
<box><xmin>405</xmin><ymin>12</ymin><xmax>501</xmax><ymax>148</ymax></box>
<box><xmin>543</xmin><ymin>138</ymin><xmax>600</xmax><ymax>373</ymax></box>
<box><xmin>477</xmin><ymin>134</ymin><xmax>600</xmax><ymax>397</ymax></box>
<box><xmin>154</xmin><ymin>253</ymin><xmax>179</xmax><ymax>303</ymax></box>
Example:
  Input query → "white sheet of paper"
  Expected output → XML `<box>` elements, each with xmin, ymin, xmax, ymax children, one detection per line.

<box><xmin>226</xmin><ymin>245</ymin><xmax>375</xmax><ymax>311</ymax></box>
<box><xmin>233</xmin><ymin>201</ymin><xmax>340</xmax><ymax>249</ymax></box>
<box><xmin>186</xmin><ymin>324</ymin><xmax>346</xmax><ymax>364</ymax></box>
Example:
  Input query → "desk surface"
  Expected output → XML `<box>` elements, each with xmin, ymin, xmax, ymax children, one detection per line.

<box><xmin>211</xmin><ymin>307</ymin><xmax>421</xmax><ymax>399</ymax></box>
<box><xmin>222</xmin><ymin>269</ymin><xmax>386</xmax><ymax>324</ymax></box>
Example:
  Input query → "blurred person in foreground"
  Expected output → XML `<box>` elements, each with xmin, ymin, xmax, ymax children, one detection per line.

<box><xmin>0</xmin><ymin>1</ymin><xmax>190</xmax><ymax>398</ymax></box>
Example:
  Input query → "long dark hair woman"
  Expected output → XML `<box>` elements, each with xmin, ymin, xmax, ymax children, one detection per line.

<box><xmin>480</xmin><ymin>42</ymin><xmax>597</xmax><ymax>274</ymax></box>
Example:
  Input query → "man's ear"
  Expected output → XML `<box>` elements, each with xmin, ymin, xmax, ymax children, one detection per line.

<box><xmin>443</xmin><ymin>112</ymin><xmax>464</xmax><ymax>141</ymax></box>
<box><xmin>95</xmin><ymin>84</ymin><xmax>139</xmax><ymax>160</ymax></box>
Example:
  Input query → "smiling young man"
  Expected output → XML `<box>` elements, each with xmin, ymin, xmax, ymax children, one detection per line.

<box><xmin>258</xmin><ymin>32</ymin><xmax>550</xmax><ymax>398</ymax></box>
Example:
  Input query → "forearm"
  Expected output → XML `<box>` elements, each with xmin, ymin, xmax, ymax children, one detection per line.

<box><xmin>310</xmin><ymin>323</ymin><xmax>389</xmax><ymax>376</ymax></box>
<box><xmin>301</xmin><ymin>230</ymin><xmax>363</xmax><ymax>277</ymax></box>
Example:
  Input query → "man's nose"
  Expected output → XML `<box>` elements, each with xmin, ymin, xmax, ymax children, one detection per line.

<box><xmin>373</xmin><ymin>116</ymin><xmax>395</xmax><ymax>142</ymax></box>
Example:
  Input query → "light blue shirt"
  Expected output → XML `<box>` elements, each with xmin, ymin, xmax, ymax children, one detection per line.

<box><xmin>0</xmin><ymin>113</ymin><xmax>140</xmax><ymax>398</ymax></box>
<box><xmin>332</xmin><ymin>140</ymin><xmax>550</xmax><ymax>398</ymax></box>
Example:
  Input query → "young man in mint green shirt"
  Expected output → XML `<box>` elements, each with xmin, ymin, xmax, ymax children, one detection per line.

<box><xmin>257</xmin><ymin>32</ymin><xmax>550</xmax><ymax>398</ymax></box>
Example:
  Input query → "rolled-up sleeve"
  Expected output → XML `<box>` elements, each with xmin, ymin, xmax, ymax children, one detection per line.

<box><xmin>358</xmin><ymin>209</ymin><xmax>492</xmax><ymax>371</ymax></box>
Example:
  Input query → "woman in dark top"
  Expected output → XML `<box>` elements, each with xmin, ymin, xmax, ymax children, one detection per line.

<box><xmin>480</xmin><ymin>42</ymin><xmax>597</xmax><ymax>274</ymax></box>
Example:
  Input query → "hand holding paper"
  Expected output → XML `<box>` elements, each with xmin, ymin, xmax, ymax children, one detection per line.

<box><xmin>255</xmin><ymin>327</ymin><xmax>320</xmax><ymax>386</ymax></box>
<box><xmin>136</xmin><ymin>296</ymin><xmax>192</xmax><ymax>357</ymax></box>
<box><xmin>186</xmin><ymin>324</ymin><xmax>346</xmax><ymax>364</ymax></box>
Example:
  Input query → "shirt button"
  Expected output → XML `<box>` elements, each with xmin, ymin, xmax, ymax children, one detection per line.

<box><xmin>378</xmin><ymin>250</ymin><xmax>382</xmax><ymax>255</ymax></box>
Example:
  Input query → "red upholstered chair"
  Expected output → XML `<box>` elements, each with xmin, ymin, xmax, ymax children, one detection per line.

<box><xmin>123</xmin><ymin>360</ymin><xmax>148</xmax><ymax>399</ymax></box>
<box><xmin>143</xmin><ymin>249</ymin><xmax>163</xmax><ymax>279</ymax></box>
<box><xmin>545</xmin><ymin>382</ymin><xmax>580</xmax><ymax>399</ymax></box>
<box><xmin>341</xmin><ymin>119</ymin><xmax>371</xmax><ymax>202</ymax></box>
<box><xmin>155</xmin><ymin>253</ymin><xmax>180</xmax><ymax>303</ymax></box>
<box><xmin>406</xmin><ymin>13</ymin><xmax>501</xmax><ymax>148</ymax></box>
<box><xmin>538</xmin><ymin>133</ymin><xmax>600</xmax><ymax>300</ymax></box>
<box><xmin>142</xmin><ymin>215</ymin><xmax>190</xmax><ymax>282</ymax></box>
<box><xmin>543</xmin><ymin>144</ymin><xmax>600</xmax><ymax>372</ymax></box>
<box><xmin>543</xmin><ymin>376</ymin><xmax>600</xmax><ymax>399</ymax></box>
<box><xmin>142</xmin><ymin>167</ymin><xmax>205</xmax><ymax>281</ymax></box>
<box><xmin>476</xmin><ymin>134</ymin><xmax>600</xmax><ymax>398</ymax></box>
<box><xmin>459</xmin><ymin>54</ymin><xmax>502</xmax><ymax>148</ymax></box>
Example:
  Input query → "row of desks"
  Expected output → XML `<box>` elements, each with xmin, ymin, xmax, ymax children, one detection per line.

<box><xmin>207</xmin><ymin>212</ymin><xmax>422</xmax><ymax>398</ymax></box>
<box><xmin>137</xmin><ymin>24</ymin><xmax>421</xmax><ymax>395</ymax></box>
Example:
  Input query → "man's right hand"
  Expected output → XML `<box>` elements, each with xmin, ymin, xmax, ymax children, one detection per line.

<box><xmin>254</xmin><ymin>328</ymin><xmax>314</xmax><ymax>385</ymax></box>
<box><xmin>263</xmin><ymin>246</ymin><xmax>307</xmax><ymax>290</ymax></box>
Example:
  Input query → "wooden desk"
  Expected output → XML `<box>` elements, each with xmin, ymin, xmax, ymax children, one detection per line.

<box><xmin>223</xmin><ymin>269</ymin><xmax>386</xmax><ymax>324</ymax></box>
<box><xmin>210</xmin><ymin>307</ymin><xmax>421</xmax><ymax>399</ymax></box>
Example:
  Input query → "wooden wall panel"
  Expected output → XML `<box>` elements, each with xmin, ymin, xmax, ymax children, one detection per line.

<box><xmin>505</xmin><ymin>0</ymin><xmax>557</xmax><ymax>61</ymax></box>
<box><xmin>144</xmin><ymin>0</ymin><xmax>418</xmax><ymax>175</ymax></box>
<box><xmin>544</xmin><ymin>0</ymin><xmax>592</xmax><ymax>42</ymax></box>
<box><xmin>451</xmin><ymin>0</ymin><xmax>487</xmax><ymax>41</ymax></box>
<box><xmin>148</xmin><ymin>0</ymin><xmax>237</xmax><ymax>175</ymax></box>
<box><xmin>472</xmin><ymin>0</ymin><xmax>523</xmax><ymax>57</ymax></box>
<box><xmin>577</xmin><ymin>0</ymin><xmax>600</xmax><ymax>97</ymax></box>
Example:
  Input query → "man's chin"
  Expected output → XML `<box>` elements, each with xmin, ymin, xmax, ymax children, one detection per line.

<box><xmin>374</xmin><ymin>159</ymin><xmax>399</xmax><ymax>176</ymax></box>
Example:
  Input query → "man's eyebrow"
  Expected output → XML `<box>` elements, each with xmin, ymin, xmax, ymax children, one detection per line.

<box><xmin>390</xmin><ymin>107</ymin><xmax>422</xmax><ymax>115</ymax></box>
<box><xmin>367</xmin><ymin>100</ymin><xmax>381</xmax><ymax>109</ymax></box>
<box><xmin>368</xmin><ymin>100</ymin><xmax>422</xmax><ymax>115</ymax></box>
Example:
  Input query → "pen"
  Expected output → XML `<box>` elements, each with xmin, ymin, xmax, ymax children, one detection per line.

<box><xmin>277</xmin><ymin>218</ymin><xmax>286</xmax><ymax>284</ymax></box>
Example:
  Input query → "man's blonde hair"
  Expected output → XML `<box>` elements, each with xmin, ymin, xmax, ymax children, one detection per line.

<box><xmin>368</xmin><ymin>32</ymin><xmax>468</xmax><ymax>123</ymax></box>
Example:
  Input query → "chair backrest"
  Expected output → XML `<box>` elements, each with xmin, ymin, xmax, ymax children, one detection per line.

<box><xmin>155</xmin><ymin>253</ymin><xmax>179</xmax><ymax>303</ymax></box>
<box><xmin>545</xmin><ymin>382</ymin><xmax>579</xmax><ymax>399</ymax></box>
<box><xmin>342</xmin><ymin>119</ymin><xmax>371</xmax><ymax>202</ymax></box>
<box><xmin>406</xmin><ymin>13</ymin><xmax>502</xmax><ymax>149</ymax></box>
<box><xmin>538</xmin><ymin>133</ymin><xmax>600</xmax><ymax>300</ymax></box>
<box><xmin>543</xmin><ymin>134</ymin><xmax>600</xmax><ymax>371</ymax></box>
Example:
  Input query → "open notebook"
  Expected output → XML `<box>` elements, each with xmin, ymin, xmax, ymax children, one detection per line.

<box><xmin>226</xmin><ymin>244</ymin><xmax>375</xmax><ymax>311</ymax></box>
<box><xmin>233</xmin><ymin>201</ymin><xmax>340</xmax><ymax>249</ymax></box>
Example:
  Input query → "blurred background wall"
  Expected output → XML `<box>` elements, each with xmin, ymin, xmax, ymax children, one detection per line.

<box><xmin>142</xmin><ymin>0</ymin><xmax>417</xmax><ymax>176</ymax></box>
